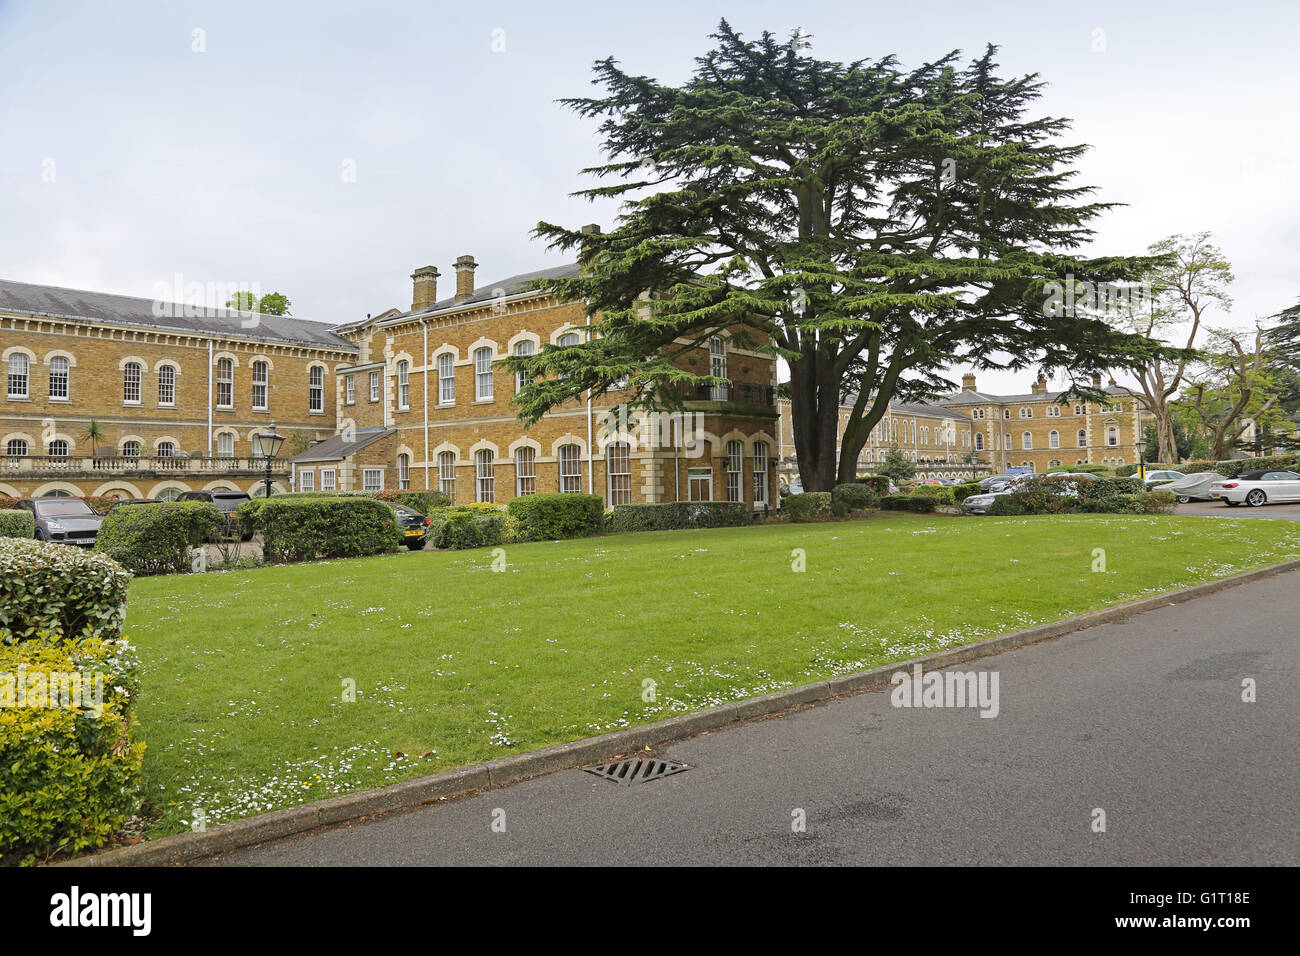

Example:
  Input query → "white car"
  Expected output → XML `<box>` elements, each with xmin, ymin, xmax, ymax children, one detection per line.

<box><xmin>1208</xmin><ymin>470</ymin><xmax>1300</xmax><ymax>507</ymax></box>
<box><xmin>1143</xmin><ymin>469</ymin><xmax>1185</xmax><ymax>488</ymax></box>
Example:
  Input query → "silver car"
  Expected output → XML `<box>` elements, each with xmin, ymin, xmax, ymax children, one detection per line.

<box><xmin>15</xmin><ymin>497</ymin><xmax>104</xmax><ymax>547</ymax></box>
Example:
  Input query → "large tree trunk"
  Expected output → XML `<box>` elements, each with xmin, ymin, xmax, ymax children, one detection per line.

<box><xmin>788</xmin><ymin>357</ymin><xmax>840</xmax><ymax>492</ymax></box>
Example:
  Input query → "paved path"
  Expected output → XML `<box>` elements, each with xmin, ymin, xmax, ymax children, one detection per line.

<box><xmin>202</xmin><ymin>570</ymin><xmax>1300</xmax><ymax>866</ymax></box>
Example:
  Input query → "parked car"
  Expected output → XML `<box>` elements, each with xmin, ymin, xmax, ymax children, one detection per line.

<box><xmin>1208</xmin><ymin>470</ymin><xmax>1300</xmax><ymax>507</ymax></box>
<box><xmin>1142</xmin><ymin>469</ymin><xmax>1186</xmax><ymax>488</ymax></box>
<box><xmin>388</xmin><ymin>502</ymin><xmax>433</xmax><ymax>549</ymax></box>
<box><xmin>905</xmin><ymin>479</ymin><xmax>942</xmax><ymax>488</ymax></box>
<box><xmin>1161</xmin><ymin>472</ymin><xmax>1220</xmax><ymax>503</ymax></box>
<box><xmin>177</xmin><ymin>490</ymin><xmax>254</xmax><ymax>539</ymax></box>
<box><xmin>978</xmin><ymin>473</ymin><xmax>1019</xmax><ymax>493</ymax></box>
<box><xmin>13</xmin><ymin>496</ymin><xmax>103</xmax><ymax>546</ymax></box>
<box><xmin>960</xmin><ymin>473</ymin><xmax>1095</xmax><ymax>515</ymax></box>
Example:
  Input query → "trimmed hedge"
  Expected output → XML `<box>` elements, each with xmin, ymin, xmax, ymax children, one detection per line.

<box><xmin>0</xmin><ymin>509</ymin><xmax>34</xmax><ymax>538</ymax></box>
<box><xmin>0</xmin><ymin>636</ymin><xmax>145</xmax><ymax>866</ymax></box>
<box><xmin>0</xmin><ymin>540</ymin><xmax>131</xmax><ymax>645</ymax></box>
<box><xmin>605</xmin><ymin>501</ymin><xmax>752</xmax><ymax>534</ymax></box>
<box><xmin>93</xmin><ymin>501</ymin><xmax>220</xmax><ymax>576</ymax></box>
<box><xmin>427</xmin><ymin>506</ymin><xmax>508</xmax><ymax>550</ymax></box>
<box><xmin>506</xmin><ymin>493</ymin><xmax>604</xmax><ymax>542</ymax></box>
<box><xmin>854</xmin><ymin>475</ymin><xmax>892</xmax><ymax>498</ymax></box>
<box><xmin>831</xmin><ymin>483</ymin><xmax>878</xmax><ymax>517</ymax></box>
<box><xmin>953</xmin><ymin>482</ymin><xmax>983</xmax><ymax>503</ymax></box>
<box><xmin>242</xmin><ymin>497</ymin><xmax>402</xmax><ymax>562</ymax></box>
<box><xmin>783</xmin><ymin>492</ymin><xmax>832</xmax><ymax>523</ymax></box>
<box><xmin>879</xmin><ymin>495</ymin><xmax>938</xmax><ymax>512</ymax></box>
<box><xmin>987</xmin><ymin>496</ymin><xmax>1026</xmax><ymax>516</ymax></box>
<box><xmin>904</xmin><ymin>484</ymin><xmax>956</xmax><ymax>505</ymax></box>
<box><xmin>1136</xmin><ymin>489</ymin><xmax>1178</xmax><ymax>514</ymax></box>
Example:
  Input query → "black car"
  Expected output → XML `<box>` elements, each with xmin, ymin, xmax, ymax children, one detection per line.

<box><xmin>178</xmin><ymin>490</ymin><xmax>254</xmax><ymax>540</ymax></box>
<box><xmin>389</xmin><ymin>503</ymin><xmax>432</xmax><ymax>549</ymax></box>
<box><xmin>14</xmin><ymin>497</ymin><xmax>104</xmax><ymax>547</ymax></box>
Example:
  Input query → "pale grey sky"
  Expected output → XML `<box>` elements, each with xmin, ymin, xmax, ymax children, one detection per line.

<box><xmin>2</xmin><ymin>0</ymin><xmax>1296</xmax><ymax>394</ymax></box>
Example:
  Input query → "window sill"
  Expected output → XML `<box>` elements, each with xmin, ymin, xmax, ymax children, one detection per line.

<box><xmin>157</xmin><ymin>403</ymin><xmax>175</xmax><ymax>409</ymax></box>
<box><xmin>123</xmin><ymin>401</ymin><xmax>142</xmax><ymax>407</ymax></box>
<box><xmin>7</xmin><ymin>396</ymin><xmax>31</xmax><ymax>402</ymax></box>
<box><xmin>214</xmin><ymin>405</ymin><xmax>233</xmax><ymax>411</ymax></box>
<box><xmin>472</xmin><ymin>398</ymin><xmax>494</xmax><ymax>406</ymax></box>
<box><xmin>48</xmin><ymin>397</ymin><xmax>69</xmax><ymax>403</ymax></box>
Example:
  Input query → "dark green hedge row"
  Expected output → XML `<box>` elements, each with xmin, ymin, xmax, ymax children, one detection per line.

<box><xmin>831</xmin><ymin>483</ymin><xmax>878</xmax><ymax>516</ymax></box>
<box><xmin>427</xmin><ymin>507</ymin><xmax>508</xmax><ymax>550</ymax></box>
<box><xmin>853</xmin><ymin>475</ymin><xmax>892</xmax><ymax>497</ymax></box>
<box><xmin>0</xmin><ymin>509</ymin><xmax>34</xmax><ymax>538</ymax></box>
<box><xmin>506</xmin><ymin>494</ymin><xmax>604</xmax><ymax>542</ymax></box>
<box><xmin>0</xmin><ymin>540</ymin><xmax>131</xmax><ymax>644</ymax></box>
<box><xmin>240</xmin><ymin>497</ymin><xmax>402</xmax><ymax>562</ymax></box>
<box><xmin>93</xmin><ymin>501</ymin><xmax>220</xmax><ymax>576</ymax></box>
<box><xmin>605</xmin><ymin>501</ymin><xmax>753</xmax><ymax>534</ymax></box>
<box><xmin>782</xmin><ymin>492</ymin><xmax>832</xmax><ymax>522</ymax></box>
<box><xmin>879</xmin><ymin>495</ymin><xmax>938</xmax><ymax>512</ymax></box>
<box><xmin>953</xmin><ymin>482</ymin><xmax>983</xmax><ymax>502</ymax></box>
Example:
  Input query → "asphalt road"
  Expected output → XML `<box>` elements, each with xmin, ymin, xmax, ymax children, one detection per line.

<box><xmin>1176</xmin><ymin>500</ymin><xmax>1300</xmax><ymax>520</ymax></box>
<box><xmin>203</xmin><ymin>569</ymin><xmax>1300</xmax><ymax>866</ymax></box>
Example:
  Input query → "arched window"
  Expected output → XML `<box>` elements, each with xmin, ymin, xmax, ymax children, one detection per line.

<box><xmin>217</xmin><ymin>433</ymin><xmax>234</xmax><ymax>458</ymax></box>
<box><xmin>48</xmin><ymin>356</ymin><xmax>69</xmax><ymax>399</ymax></box>
<box><xmin>725</xmin><ymin>440</ymin><xmax>744</xmax><ymax>502</ymax></box>
<box><xmin>514</xmin><ymin>446</ymin><xmax>536</xmax><ymax>495</ymax></box>
<box><xmin>396</xmin><ymin>361</ymin><xmax>410</xmax><ymax>410</ymax></box>
<box><xmin>7</xmin><ymin>353</ymin><xmax>29</xmax><ymax>398</ymax></box>
<box><xmin>606</xmin><ymin>442</ymin><xmax>631</xmax><ymax>505</ymax></box>
<box><xmin>1107</xmin><ymin>426</ymin><xmax>1119</xmax><ymax>447</ymax></box>
<box><xmin>438</xmin><ymin>450</ymin><xmax>457</xmax><ymax>499</ymax></box>
<box><xmin>252</xmin><ymin>360</ymin><xmax>269</xmax><ymax>410</ymax></box>
<box><xmin>123</xmin><ymin>361</ymin><xmax>143</xmax><ymax>404</ymax></box>
<box><xmin>475</xmin><ymin>449</ymin><xmax>495</xmax><ymax>502</ymax></box>
<box><xmin>437</xmin><ymin>353</ymin><xmax>455</xmax><ymax>405</ymax></box>
<box><xmin>397</xmin><ymin>452</ymin><xmax>411</xmax><ymax>490</ymax></box>
<box><xmin>157</xmin><ymin>441</ymin><xmax>175</xmax><ymax>458</ymax></box>
<box><xmin>752</xmin><ymin>440</ymin><xmax>769</xmax><ymax>506</ymax></box>
<box><xmin>215</xmin><ymin>358</ymin><xmax>233</xmax><ymax>407</ymax></box>
<box><xmin>308</xmin><ymin>366</ymin><xmax>324</xmax><ymax>413</ymax></box>
<box><xmin>6</xmin><ymin>438</ymin><xmax>28</xmax><ymax>458</ymax></box>
<box><xmin>122</xmin><ymin>440</ymin><xmax>141</xmax><ymax>459</ymax></box>
<box><xmin>558</xmin><ymin>331</ymin><xmax>580</xmax><ymax>347</ymax></box>
<box><xmin>1049</xmin><ymin>430</ymin><xmax>1060</xmax><ymax>449</ymax></box>
<box><xmin>156</xmin><ymin>487</ymin><xmax>183</xmax><ymax>502</ymax></box>
<box><xmin>709</xmin><ymin>336</ymin><xmax>728</xmax><ymax>400</ymax></box>
<box><xmin>48</xmin><ymin>439</ymin><xmax>69</xmax><ymax>457</ymax></box>
<box><xmin>1077</xmin><ymin>429</ymin><xmax>1087</xmax><ymax>448</ymax></box>
<box><xmin>158</xmin><ymin>364</ymin><xmax>176</xmax><ymax>405</ymax></box>
<box><xmin>559</xmin><ymin>443</ymin><xmax>582</xmax><ymax>493</ymax></box>
<box><xmin>475</xmin><ymin>348</ymin><xmax>494</xmax><ymax>401</ymax></box>
<box><xmin>513</xmin><ymin>341</ymin><xmax>534</xmax><ymax>394</ymax></box>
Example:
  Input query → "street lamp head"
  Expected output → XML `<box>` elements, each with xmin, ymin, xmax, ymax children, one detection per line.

<box><xmin>253</xmin><ymin>423</ymin><xmax>285</xmax><ymax>460</ymax></box>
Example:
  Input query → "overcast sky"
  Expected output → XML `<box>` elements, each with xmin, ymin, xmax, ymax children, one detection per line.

<box><xmin>2</xmin><ymin>0</ymin><xmax>1296</xmax><ymax>394</ymax></box>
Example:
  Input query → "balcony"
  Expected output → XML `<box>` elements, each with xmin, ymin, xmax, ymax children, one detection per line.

<box><xmin>0</xmin><ymin>455</ymin><xmax>291</xmax><ymax>481</ymax></box>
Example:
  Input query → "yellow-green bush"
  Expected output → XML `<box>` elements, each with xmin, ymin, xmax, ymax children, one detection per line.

<box><xmin>0</xmin><ymin>637</ymin><xmax>145</xmax><ymax>865</ymax></box>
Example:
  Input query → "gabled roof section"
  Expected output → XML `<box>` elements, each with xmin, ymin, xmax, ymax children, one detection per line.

<box><xmin>291</xmin><ymin>427</ymin><xmax>393</xmax><ymax>463</ymax></box>
<box><xmin>0</xmin><ymin>278</ymin><xmax>357</xmax><ymax>350</ymax></box>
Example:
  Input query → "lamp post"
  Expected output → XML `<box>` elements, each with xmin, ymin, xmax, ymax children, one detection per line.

<box><xmin>252</xmin><ymin>422</ymin><xmax>285</xmax><ymax>499</ymax></box>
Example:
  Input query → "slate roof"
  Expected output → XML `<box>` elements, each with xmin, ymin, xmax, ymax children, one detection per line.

<box><xmin>0</xmin><ymin>278</ymin><xmax>357</xmax><ymax>350</ymax></box>
<box><xmin>941</xmin><ymin>385</ymin><xmax>1138</xmax><ymax>405</ymax></box>
<box><xmin>290</xmin><ymin>427</ymin><xmax>394</xmax><ymax>463</ymax></box>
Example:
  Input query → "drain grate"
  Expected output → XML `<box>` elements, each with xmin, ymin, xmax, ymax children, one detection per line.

<box><xmin>583</xmin><ymin>757</ymin><xmax>691</xmax><ymax>786</ymax></box>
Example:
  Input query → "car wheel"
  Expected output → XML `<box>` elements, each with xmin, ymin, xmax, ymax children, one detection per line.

<box><xmin>1246</xmin><ymin>489</ymin><xmax>1266</xmax><ymax>507</ymax></box>
<box><xmin>406</xmin><ymin>539</ymin><xmax>426</xmax><ymax>550</ymax></box>
<box><xmin>1176</xmin><ymin>496</ymin><xmax>1190</xmax><ymax>504</ymax></box>
<box><xmin>1225</xmin><ymin>500</ymin><xmax>1239</xmax><ymax>507</ymax></box>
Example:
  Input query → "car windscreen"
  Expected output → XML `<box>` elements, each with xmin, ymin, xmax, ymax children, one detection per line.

<box><xmin>34</xmin><ymin>500</ymin><xmax>96</xmax><ymax>517</ymax></box>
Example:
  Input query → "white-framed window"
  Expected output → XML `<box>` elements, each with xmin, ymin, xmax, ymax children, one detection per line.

<box><xmin>726</xmin><ymin>439</ymin><xmax>743</xmax><ymax>502</ymax></box>
<box><xmin>6</xmin><ymin>438</ymin><xmax>27</xmax><ymax>458</ymax></box>
<box><xmin>1077</xmin><ymin>429</ymin><xmax>1087</xmax><ymax>447</ymax></box>
<box><xmin>363</xmin><ymin>467</ymin><xmax>383</xmax><ymax>492</ymax></box>
<box><xmin>1049</xmin><ymin>459</ymin><xmax>1062</xmax><ymax>467</ymax></box>
<box><xmin>974</xmin><ymin>433</ymin><xmax>984</xmax><ymax>451</ymax></box>
<box><xmin>7</xmin><ymin>353</ymin><xmax>29</xmax><ymax>399</ymax></box>
<box><xmin>688</xmin><ymin>465</ymin><xmax>713</xmax><ymax>501</ymax></box>
<box><xmin>157</xmin><ymin>441</ymin><xmax>175</xmax><ymax>458</ymax></box>
<box><xmin>299</xmin><ymin>470</ymin><xmax>315</xmax><ymax>492</ymax></box>
<box><xmin>1003</xmin><ymin>409</ymin><xmax>1011</xmax><ymax>419</ymax></box>
<box><xmin>1004</xmin><ymin>432</ymin><xmax>1011</xmax><ymax>449</ymax></box>
<box><xmin>1046</xmin><ymin>405</ymin><xmax>1060</xmax><ymax>417</ymax></box>
<box><xmin>158</xmin><ymin>364</ymin><xmax>176</xmax><ymax>405</ymax></box>
<box><xmin>309</xmin><ymin>366</ymin><xmax>324</xmax><ymax>413</ymax></box>
<box><xmin>438</xmin><ymin>353</ymin><xmax>455</xmax><ymax>405</ymax></box>
<box><xmin>438</xmin><ymin>451</ymin><xmax>456</xmax><ymax>499</ymax></box>
<box><xmin>345</xmin><ymin>375</ymin><xmax>355</xmax><ymax>405</ymax></box>
<box><xmin>48</xmin><ymin>439</ymin><xmax>69</xmax><ymax>457</ymax></box>
<box><xmin>515</xmin><ymin>446</ymin><xmax>536</xmax><ymax>495</ymax></box>
<box><xmin>124</xmin><ymin>361</ymin><xmax>143</xmax><ymax>404</ymax></box>
<box><xmin>1107</xmin><ymin>426</ymin><xmax>1119</xmax><ymax>446</ymax></box>
<box><xmin>215</xmin><ymin>358</ymin><xmax>233</xmax><ymax>407</ymax></box>
<box><xmin>709</xmin><ymin>336</ymin><xmax>728</xmax><ymax>400</ymax></box>
<box><xmin>48</xmin><ymin>356</ymin><xmax>69</xmax><ymax>399</ymax></box>
<box><xmin>252</xmin><ymin>360</ymin><xmax>269</xmax><ymax>410</ymax></box>
<box><xmin>558</xmin><ymin>331</ymin><xmax>580</xmax><ymax>347</ymax></box>
<box><xmin>606</xmin><ymin>441</ymin><xmax>631</xmax><ymax>505</ymax></box>
<box><xmin>217</xmin><ymin>432</ymin><xmax>234</xmax><ymax>458</ymax></box>
<box><xmin>397</xmin><ymin>452</ymin><xmax>410</xmax><ymax>489</ymax></box>
<box><xmin>559</xmin><ymin>443</ymin><xmax>582</xmax><ymax>493</ymax></box>
<box><xmin>972</xmin><ymin>408</ymin><xmax>985</xmax><ymax>420</ymax></box>
<box><xmin>475</xmin><ymin>347</ymin><xmax>494</xmax><ymax>401</ymax></box>
<box><xmin>122</xmin><ymin>440</ymin><xmax>141</xmax><ymax>459</ymax></box>
<box><xmin>752</xmin><ymin>440</ymin><xmax>769</xmax><ymax>505</ymax></box>
<box><xmin>396</xmin><ymin>361</ymin><xmax>410</xmax><ymax>410</ymax></box>
<box><xmin>513</xmin><ymin>340</ymin><xmax>534</xmax><ymax>394</ymax></box>
<box><xmin>320</xmin><ymin>468</ymin><xmax>336</xmax><ymax>491</ymax></box>
<box><xmin>1074</xmin><ymin>404</ymin><xmax>1084</xmax><ymax>415</ymax></box>
<box><xmin>369</xmin><ymin>369</ymin><xmax>380</xmax><ymax>402</ymax></box>
<box><xmin>475</xmin><ymin>449</ymin><xmax>494</xmax><ymax>502</ymax></box>
<box><xmin>1020</xmin><ymin>407</ymin><xmax>1033</xmax><ymax>418</ymax></box>
<box><xmin>1049</xmin><ymin>430</ymin><xmax>1060</xmax><ymax>449</ymax></box>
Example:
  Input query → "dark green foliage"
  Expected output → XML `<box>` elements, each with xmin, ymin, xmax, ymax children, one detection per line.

<box><xmin>0</xmin><ymin>540</ymin><xmax>131</xmax><ymax>644</ymax></box>
<box><xmin>855</xmin><ymin>475</ymin><xmax>892</xmax><ymax>497</ymax></box>
<box><xmin>0</xmin><ymin>509</ymin><xmax>34</xmax><ymax>538</ymax></box>
<box><xmin>506</xmin><ymin>494</ymin><xmax>604</xmax><ymax>541</ymax></box>
<box><xmin>1136</xmin><ymin>490</ymin><xmax>1178</xmax><ymax>514</ymax></box>
<box><xmin>605</xmin><ymin>501</ymin><xmax>753</xmax><ymax>534</ymax></box>
<box><xmin>874</xmin><ymin>446</ymin><xmax>916</xmax><ymax>484</ymax></box>
<box><xmin>244</xmin><ymin>498</ymin><xmax>402</xmax><ymax>563</ymax></box>
<box><xmin>1004</xmin><ymin>475</ymin><xmax>1082</xmax><ymax>515</ymax></box>
<box><xmin>428</xmin><ymin>509</ymin><xmax>508</xmax><ymax>550</ymax></box>
<box><xmin>986</xmin><ymin>496</ymin><xmax>1026</xmax><ymax>516</ymax></box>
<box><xmin>782</xmin><ymin>492</ymin><xmax>832</xmax><ymax>522</ymax></box>
<box><xmin>953</xmin><ymin>482</ymin><xmax>984</xmax><ymax>502</ymax></box>
<box><xmin>879</xmin><ymin>495</ymin><xmax>938</xmax><ymax>512</ymax></box>
<box><xmin>831</xmin><ymin>482</ymin><xmax>879</xmax><ymax>516</ymax></box>
<box><xmin>93</xmin><ymin>502</ymin><xmax>220</xmax><ymax>576</ymax></box>
<box><xmin>904</xmin><ymin>484</ymin><xmax>956</xmax><ymax>505</ymax></box>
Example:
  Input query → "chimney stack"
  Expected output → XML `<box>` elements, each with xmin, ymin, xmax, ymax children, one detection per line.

<box><xmin>411</xmin><ymin>266</ymin><xmax>440</xmax><ymax>312</ymax></box>
<box><xmin>1031</xmin><ymin>373</ymin><xmax>1047</xmax><ymax>395</ymax></box>
<box><xmin>1091</xmin><ymin>371</ymin><xmax>1103</xmax><ymax>388</ymax></box>
<box><xmin>961</xmin><ymin>372</ymin><xmax>977</xmax><ymax>392</ymax></box>
<box><xmin>579</xmin><ymin>224</ymin><xmax>601</xmax><ymax>235</ymax></box>
<box><xmin>454</xmin><ymin>255</ymin><xmax>478</xmax><ymax>302</ymax></box>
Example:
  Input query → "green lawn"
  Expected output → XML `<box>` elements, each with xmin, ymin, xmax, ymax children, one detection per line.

<box><xmin>126</xmin><ymin>512</ymin><xmax>1300</xmax><ymax>835</ymax></box>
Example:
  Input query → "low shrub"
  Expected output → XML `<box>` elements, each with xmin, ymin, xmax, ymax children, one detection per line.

<box><xmin>1077</xmin><ymin>476</ymin><xmax>1142</xmax><ymax>506</ymax></box>
<box><xmin>986</xmin><ymin>496</ymin><xmax>1026</xmax><ymax>516</ymax></box>
<box><xmin>831</xmin><ymin>483</ymin><xmax>878</xmax><ymax>517</ymax></box>
<box><xmin>783</xmin><ymin>492</ymin><xmax>832</xmax><ymax>522</ymax></box>
<box><xmin>904</xmin><ymin>484</ymin><xmax>956</xmax><ymax>505</ymax></box>
<box><xmin>0</xmin><ymin>540</ymin><xmax>130</xmax><ymax>645</ymax></box>
<box><xmin>953</xmin><ymin>482</ymin><xmax>984</xmax><ymax>503</ymax></box>
<box><xmin>1136</xmin><ymin>489</ymin><xmax>1178</xmax><ymax>514</ymax></box>
<box><xmin>0</xmin><ymin>636</ymin><xmax>145</xmax><ymax>866</ymax></box>
<box><xmin>605</xmin><ymin>501</ymin><xmax>752</xmax><ymax>534</ymax></box>
<box><xmin>879</xmin><ymin>495</ymin><xmax>938</xmax><ymax>512</ymax></box>
<box><xmin>243</xmin><ymin>497</ymin><xmax>402</xmax><ymax>562</ymax></box>
<box><xmin>854</xmin><ymin>475</ymin><xmax>891</xmax><ymax>498</ymax></box>
<box><xmin>506</xmin><ymin>493</ymin><xmax>604</xmax><ymax>542</ymax></box>
<box><xmin>0</xmin><ymin>509</ymin><xmax>34</xmax><ymax>538</ymax></box>
<box><xmin>1004</xmin><ymin>474</ymin><xmax>1087</xmax><ymax>515</ymax></box>
<box><xmin>428</xmin><ymin>506</ymin><xmax>508</xmax><ymax>549</ymax></box>
<box><xmin>93</xmin><ymin>502</ymin><xmax>220</xmax><ymax>576</ymax></box>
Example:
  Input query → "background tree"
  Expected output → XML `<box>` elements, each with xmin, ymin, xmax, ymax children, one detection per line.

<box><xmin>225</xmin><ymin>291</ymin><xmax>292</xmax><ymax>315</ymax></box>
<box><xmin>1121</xmin><ymin>233</ymin><xmax>1233</xmax><ymax>463</ymax></box>
<box><xmin>1177</xmin><ymin>326</ymin><xmax>1282</xmax><ymax>460</ymax></box>
<box><xmin>1141</xmin><ymin>412</ymin><xmax>1207</xmax><ymax>464</ymax></box>
<box><xmin>81</xmin><ymin>419</ymin><xmax>105</xmax><ymax>459</ymax></box>
<box><xmin>874</xmin><ymin>444</ymin><xmax>916</xmax><ymax>483</ymax></box>
<box><xmin>510</xmin><ymin>21</ymin><xmax>1165</xmax><ymax>491</ymax></box>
